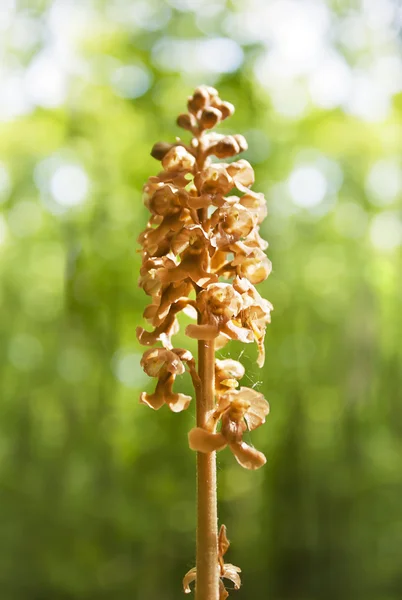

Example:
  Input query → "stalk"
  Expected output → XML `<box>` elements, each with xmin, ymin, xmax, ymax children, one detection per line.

<box><xmin>195</xmin><ymin>337</ymin><xmax>219</xmax><ymax>600</ymax></box>
<box><xmin>195</xmin><ymin>192</ymin><xmax>219</xmax><ymax>600</ymax></box>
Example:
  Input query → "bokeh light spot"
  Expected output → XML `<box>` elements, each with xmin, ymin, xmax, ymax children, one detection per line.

<box><xmin>50</xmin><ymin>164</ymin><xmax>90</xmax><ymax>207</ymax></box>
<box><xmin>152</xmin><ymin>37</ymin><xmax>243</xmax><ymax>74</ymax></box>
<box><xmin>25</xmin><ymin>51</ymin><xmax>67</xmax><ymax>109</ymax></box>
<box><xmin>288</xmin><ymin>166</ymin><xmax>328</xmax><ymax>208</ymax></box>
<box><xmin>111</xmin><ymin>64</ymin><xmax>152</xmax><ymax>98</ymax></box>
<box><xmin>370</xmin><ymin>212</ymin><xmax>402</xmax><ymax>251</ymax></box>
<box><xmin>112</xmin><ymin>350</ymin><xmax>148</xmax><ymax>389</ymax></box>
<box><xmin>309</xmin><ymin>52</ymin><xmax>352</xmax><ymax>109</ymax></box>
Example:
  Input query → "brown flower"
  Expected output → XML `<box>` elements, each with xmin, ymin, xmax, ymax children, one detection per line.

<box><xmin>195</xmin><ymin>164</ymin><xmax>234</xmax><ymax>196</ymax></box>
<box><xmin>213</xmin><ymin>203</ymin><xmax>255</xmax><ymax>246</ymax></box>
<box><xmin>226</xmin><ymin>159</ymin><xmax>254</xmax><ymax>188</ymax></box>
<box><xmin>231</xmin><ymin>246</ymin><xmax>272</xmax><ymax>284</ymax></box>
<box><xmin>140</xmin><ymin>347</ymin><xmax>195</xmax><ymax>412</ymax></box>
<box><xmin>145</xmin><ymin>183</ymin><xmax>186</xmax><ymax>217</ymax></box>
<box><xmin>188</xmin><ymin>387</ymin><xmax>269</xmax><ymax>470</ymax></box>
<box><xmin>185</xmin><ymin>283</ymin><xmax>249</xmax><ymax>342</ymax></box>
<box><xmin>205</xmin><ymin>134</ymin><xmax>248</xmax><ymax>159</ymax></box>
<box><xmin>170</xmin><ymin>224</ymin><xmax>209</xmax><ymax>256</ymax></box>
<box><xmin>138</xmin><ymin>256</ymin><xmax>174</xmax><ymax>298</ymax></box>
<box><xmin>162</xmin><ymin>145</ymin><xmax>196</xmax><ymax>172</ymax></box>
<box><xmin>183</xmin><ymin>525</ymin><xmax>241</xmax><ymax>598</ymax></box>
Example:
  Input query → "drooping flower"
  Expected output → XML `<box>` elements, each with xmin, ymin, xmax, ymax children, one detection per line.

<box><xmin>140</xmin><ymin>347</ymin><xmax>196</xmax><ymax>412</ymax></box>
<box><xmin>183</xmin><ymin>524</ymin><xmax>241</xmax><ymax>598</ymax></box>
<box><xmin>188</xmin><ymin>387</ymin><xmax>269</xmax><ymax>470</ymax></box>
<box><xmin>185</xmin><ymin>283</ymin><xmax>251</xmax><ymax>343</ymax></box>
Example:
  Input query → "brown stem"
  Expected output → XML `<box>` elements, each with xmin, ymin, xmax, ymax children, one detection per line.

<box><xmin>195</xmin><ymin>337</ymin><xmax>219</xmax><ymax>600</ymax></box>
<box><xmin>194</xmin><ymin>188</ymin><xmax>219</xmax><ymax>598</ymax></box>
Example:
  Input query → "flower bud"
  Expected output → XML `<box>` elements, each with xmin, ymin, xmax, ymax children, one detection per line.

<box><xmin>187</xmin><ymin>86</ymin><xmax>209</xmax><ymax>114</ymax></box>
<box><xmin>217</xmin><ymin>101</ymin><xmax>235</xmax><ymax>120</ymax></box>
<box><xmin>199</xmin><ymin>107</ymin><xmax>221</xmax><ymax>130</ymax></box>
<box><xmin>213</xmin><ymin>136</ymin><xmax>240</xmax><ymax>159</ymax></box>
<box><xmin>151</xmin><ymin>141</ymin><xmax>173</xmax><ymax>160</ymax></box>
<box><xmin>177</xmin><ymin>113</ymin><xmax>196</xmax><ymax>131</ymax></box>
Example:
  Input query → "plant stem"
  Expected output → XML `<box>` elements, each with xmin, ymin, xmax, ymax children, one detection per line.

<box><xmin>193</xmin><ymin>141</ymin><xmax>219</xmax><ymax>600</ymax></box>
<box><xmin>195</xmin><ymin>336</ymin><xmax>219</xmax><ymax>600</ymax></box>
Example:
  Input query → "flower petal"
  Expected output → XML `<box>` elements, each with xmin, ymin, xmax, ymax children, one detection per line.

<box><xmin>222</xmin><ymin>563</ymin><xmax>242</xmax><ymax>590</ymax></box>
<box><xmin>188</xmin><ymin>428</ymin><xmax>227</xmax><ymax>452</ymax></box>
<box><xmin>227</xmin><ymin>159</ymin><xmax>254</xmax><ymax>188</ymax></box>
<box><xmin>183</xmin><ymin>567</ymin><xmax>197</xmax><ymax>594</ymax></box>
<box><xmin>167</xmin><ymin>392</ymin><xmax>192</xmax><ymax>413</ymax></box>
<box><xmin>221</xmin><ymin>320</ymin><xmax>254</xmax><ymax>343</ymax></box>
<box><xmin>216</xmin><ymin>359</ymin><xmax>245</xmax><ymax>381</ymax></box>
<box><xmin>218</xmin><ymin>524</ymin><xmax>230</xmax><ymax>559</ymax></box>
<box><xmin>139</xmin><ymin>391</ymin><xmax>165</xmax><ymax>410</ymax></box>
<box><xmin>237</xmin><ymin>387</ymin><xmax>270</xmax><ymax>430</ymax></box>
<box><xmin>229</xmin><ymin>442</ymin><xmax>267</xmax><ymax>470</ymax></box>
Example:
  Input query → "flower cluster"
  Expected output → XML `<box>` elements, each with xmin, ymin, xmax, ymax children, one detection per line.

<box><xmin>137</xmin><ymin>84</ymin><xmax>272</xmax><ymax>459</ymax></box>
<box><xmin>137</xmin><ymin>86</ymin><xmax>273</xmax><ymax>599</ymax></box>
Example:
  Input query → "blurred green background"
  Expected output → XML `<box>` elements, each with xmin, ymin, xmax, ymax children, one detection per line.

<box><xmin>1</xmin><ymin>0</ymin><xmax>401</xmax><ymax>598</ymax></box>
